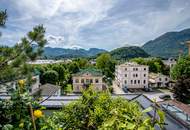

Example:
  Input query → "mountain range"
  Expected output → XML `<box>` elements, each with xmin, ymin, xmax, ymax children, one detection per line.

<box><xmin>43</xmin><ymin>28</ymin><xmax>190</xmax><ymax>59</ymax></box>
<box><xmin>142</xmin><ymin>28</ymin><xmax>190</xmax><ymax>58</ymax></box>
<box><xmin>110</xmin><ymin>46</ymin><xmax>149</xmax><ymax>60</ymax></box>
<box><xmin>43</xmin><ymin>47</ymin><xmax>106</xmax><ymax>58</ymax></box>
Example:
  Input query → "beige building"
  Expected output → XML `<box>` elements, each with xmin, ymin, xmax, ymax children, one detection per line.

<box><xmin>115</xmin><ymin>62</ymin><xmax>149</xmax><ymax>89</ymax></box>
<box><xmin>149</xmin><ymin>73</ymin><xmax>170</xmax><ymax>88</ymax></box>
<box><xmin>72</xmin><ymin>69</ymin><xmax>105</xmax><ymax>92</ymax></box>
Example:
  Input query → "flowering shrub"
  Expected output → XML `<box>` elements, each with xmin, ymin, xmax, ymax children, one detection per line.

<box><xmin>47</xmin><ymin>86</ymin><xmax>165</xmax><ymax>130</ymax></box>
<box><xmin>0</xmin><ymin>84</ymin><xmax>165</xmax><ymax>130</ymax></box>
<box><xmin>0</xmin><ymin>81</ymin><xmax>50</xmax><ymax>130</ymax></box>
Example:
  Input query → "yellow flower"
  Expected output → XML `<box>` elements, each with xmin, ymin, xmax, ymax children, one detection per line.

<box><xmin>19</xmin><ymin>122</ymin><xmax>24</xmax><ymax>128</ymax></box>
<box><xmin>18</xmin><ymin>80</ymin><xmax>25</xmax><ymax>87</ymax></box>
<box><xmin>34</xmin><ymin>110</ymin><xmax>43</xmax><ymax>118</ymax></box>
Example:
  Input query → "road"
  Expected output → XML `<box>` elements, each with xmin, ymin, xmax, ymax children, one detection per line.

<box><xmin>112</xmin><ymin>81</ymin><xmax>125</xmax><ymax>94</ymax></box>
<box><xmin>144</xmin><ymin>90</ymin><xmax>173</xmax><ymax>102</ymax></box>
<box><xmin>112</xmin><ymin>81</ymin><xmax>173</xmax><ymax>102</ymax></box>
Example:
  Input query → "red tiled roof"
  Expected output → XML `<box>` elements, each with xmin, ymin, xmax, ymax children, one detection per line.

<box><xmin>158</xmin><ymin>99</ymin><xmax>190</xmax><ymax>115</ymax></box>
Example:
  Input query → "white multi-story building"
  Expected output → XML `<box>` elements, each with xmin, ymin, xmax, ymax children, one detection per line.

<box><xmin>115</xmin><ymin>62</ymin><xmax>149</xmax><ymax>89</ymax></box>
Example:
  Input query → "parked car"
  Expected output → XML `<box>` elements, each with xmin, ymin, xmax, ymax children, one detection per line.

<box><xmin>122</xmin><ymin>87</ymin><xmax>128</xmax><ymax>93</ymax></box>
<box><xmin>144</xmin><ymin>87</ymin><xmax>153</xmax><ymax>92</ymax></box>
<box><xmin>159</xmin><ymin>94</ymin><xmax>171</xmax><ymax>100</ymax></box>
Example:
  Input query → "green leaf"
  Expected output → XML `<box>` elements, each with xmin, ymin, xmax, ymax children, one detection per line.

<box><xmin>126</xmin><ymin>123</ymin><xmax>136</xmax><ymax>129</ymax></box>
<box><xmin>142</xmin><ymin>107</ymin><xmax>153</xmax><ymax>113</ymax></box>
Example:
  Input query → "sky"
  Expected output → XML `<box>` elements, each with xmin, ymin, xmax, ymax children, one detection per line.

<box><xmin>0</xmin><ymin>0</ymin><xmax>190</xmax><ymax>50</ymax></box>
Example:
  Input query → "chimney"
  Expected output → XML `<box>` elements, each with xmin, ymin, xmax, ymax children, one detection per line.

<box><xmin>186</xmin><ymin>41</ymin><xmax>190</xmax><ymax>56</ymax></box>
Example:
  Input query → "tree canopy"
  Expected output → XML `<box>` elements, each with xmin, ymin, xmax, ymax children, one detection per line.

<box><xmin>0</xmin><ymin>25</ymin><xmax>47</xmax><ymax>82</ymax></box>
<box><xmin>131</xmin><ymin>57</ymin><xmax>169</xmax><ymax>75</ymax></box>
<box><xmin>170</xmin><ymin>56</ymin><xmax>190</xmax><ymax>80</ymax></box>
<box><xmin>47</xmin><ymin>87</ymin><xmax>165</xmax><ymax>130</ymax></box>
<box><xmin>96</xmin><ymin>53</ymin><xmax>116</xmax><ymax>80</ymax></box>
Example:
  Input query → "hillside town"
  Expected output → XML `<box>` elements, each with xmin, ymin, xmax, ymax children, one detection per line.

<box><xmin>1</xmin><ymin>1</ymin><xmax>190</xmax><ymax>130</ymax></box>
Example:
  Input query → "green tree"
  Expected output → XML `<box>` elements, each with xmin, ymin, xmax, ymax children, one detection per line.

<box><xmin>68</xmin><ymin>61</ymin><xmax>80</xmax><ymax>73</ymax></box>
<box><xmin>170</xmin><ymin>56</ymin><xmax>190</xmax><ymax>80</ymax></box>
<box><xmin>52</xmin><ymin>64</ymin><xmax>66</xmax><ymax>83</ymax></box>
<box><xmin>173</xmin><ymin>76</ymin><xmax>190</xmax><ymax>103</ymax></box>
<box><xmin>96</xmin><ymin>53</ymin><xmax>116</xmax><ymax>79</ymax></box>
<box><xmin>0</xmin><ymin>24</ymin><xmax>47</xmax><ymax>81</ymax></box>
<box><xmin>42</xmin><ymin>70</ymin><xmax>59</xmax><ymax>84</ymax></box>
<box><xmin>0</xmin><ymin>10</ymin><xmax>7</xmax><ymax>36</ymax></box>
<box><xmin>131</xmin><ymin>58</ymin><xmax>168</xmax><ymax>74</ymax></box>
<box><xmin>0</xmin><ymin>10</ymin><xmax>48</xmax><ymax>130</ymax></box>
<box><xmin>75</xmin><ymin>58</ymin><xmax>89</xmax><ymax>68</ymax></box>
<box><xmin>47</xmin><ymin>86</ymin><xmax>165</xmax><ymax>130</ymax></box>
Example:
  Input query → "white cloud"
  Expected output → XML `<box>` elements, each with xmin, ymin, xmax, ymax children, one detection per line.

<box><xmin>1</xmin><ymin>0</ymin><xmax>190</xmax><ymax>50</ymax></box>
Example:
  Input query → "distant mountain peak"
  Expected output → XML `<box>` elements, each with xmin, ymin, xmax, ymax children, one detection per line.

<box><xmin>142</xmin><ymin>28</ymin><xmax>190</xmax><ymax>58</ymax></box>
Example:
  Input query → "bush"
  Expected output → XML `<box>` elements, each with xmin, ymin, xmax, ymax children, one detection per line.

<box><xmin>47</xmin><ymin>86</ymin><xmax>165</xmax><ymax>129</ymax></box>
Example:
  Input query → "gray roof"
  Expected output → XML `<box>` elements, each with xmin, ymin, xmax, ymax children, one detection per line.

<box><xmin>33</xmin><ymin>83</ymin><xmax>60</xmax><ymax>96</ymax></box>
<box><xmin>0</xmin><ymin>94</ymin><xmax>189</xmax><ymax>130</ymax></box>
<box><xmin>39</xmin><ymin>94</ymin><xmax>190</xmax><ymax>130</ymax></box>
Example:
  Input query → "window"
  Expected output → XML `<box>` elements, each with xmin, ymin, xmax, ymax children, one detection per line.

<box><xmin>133</xmin><ymin>74</ymin><xmax>135</xmax><ymax>77</ymax></box>
<box><xmin>125</xmin><ymin>80</ymin><xmax>127</xmax><ymax>84</ymax></box>
<box><xmin>159</xmin><ymin>78</ymin><xmax>162</xmax><ymax>81</ymax></box>
<box><xmin>125</xmin><ymin>68</ymin><xmax>127</xmax><ymax>71</ymax></box>
<box><xmin>144</xmin><ymin>68</ymin><xmax>146</xmax><ymax>71</ymax></box>
<box><xmin>134</xmin><ymin>80</ymin><xmax>136</xmax><ymax>84</ymax></box>
<box><xmin>138</xmin><ymin>80</ymin><xmax>140</xmax><ymax>84</ymax></box>
<box><xmin>165</xmin><ymin>78</ymin><xmax>168</xmax><ymax>81</ymax></box>
<box><xmin>143</xmin><ymin>80</ymin><xmax>146</xmax><ymax>84</ymax></box>
<box><xmin>75</xmin><ymin>79</ymin><xmax>79</xmax><ymax>83</ymax></box>
<box><xmin>86</xmin><ymin>79</ymin><xmax>90</xmax><ymax>84</ymax></box>
<box><xmin>136</xmin><ymin>74</ymin><xmax>138</xmax><ymax>77</ymax></box>
<box><xmin>131</xmin><ymin>80</ymin><xmax>133</xmax><ymax>84</ymax></box>
<box><xmin>77</xmin><ymin>86</ymin><xmax>80</xmax><ymax>90</ymax></box>
<box><xmin>136</xmin><ymin>68</ymin><xmax>138</xmax><ymax>71</ymax></box>
<box><xmin>95</xmin><ymin>79</ymin><xmax>99</xmax><ymax>83</ymax></box>
<box><xmin>81</xmin><ymin>79</ymin><xmax>84</xmax><ymax>83</ymax></box>
<box><xmin>125</xmin><ymin>74</ymin><xmax>127</xmax><ymax>77</ymax></box>
<box><xmin>133</xmin><ymin>68</ymin><xmax>135</xmax><ymax>71</ymax></box>
<box><xmin>90</xmin><ymin>79</ymin><xmax>93</xmax><ymax>83</ymax></box>
<box><xmin>144</xmin><ymin>74</ymin><xmax>146</xmax><ymax>77</ymax></box>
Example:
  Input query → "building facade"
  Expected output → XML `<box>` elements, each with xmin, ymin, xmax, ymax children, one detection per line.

<box><xmin>0</xmin><ymin>75</ymin><xmax>40</xmax><ymax>95</ymax></box>
<box><xmin>72</xmin><ymin>69</ymin><xmax>105</xmax><ymax>92</ymax></box>
<box><xmin>162</xmin><ymin>58</ymin><xmax>177</xmax><ymax>68</ymax></box>
<box><xmin>115</xmin><ymin>62</ymin><xmax>149</xmax><ymax>89</ymax></box>
<box><xmin>149</xmin><ymin>73</ymin><xmax>170</xmax><ymax>88</ymax></box>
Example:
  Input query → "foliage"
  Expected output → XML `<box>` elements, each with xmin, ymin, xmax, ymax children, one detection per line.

<box><xmin>0</xmin><ymin>24</ymin><xmax>47</xmax><ymax>81</ymax></box>
<box><xmin>110</xmin><ymin>46</ymin><xmax>149</xmax><ymax>61</ymax></box>
<box><xmin>52</xmin><ymin>64</ymin><xmax>66</xmax><ymax>83</ymax></box>
<box><xmin>131</xmin><ymin>57</ymin><xmax>169</xmax><ymax>75</ymax></box>
<box><xmin>42</xmin><ymin>70</ymin><xmax>59</xmax><ymax>84</ymax></box>
<box><xmin>47</xmin><ymin>86</ymin><xmax>165</xmax><ymax>130</ymax></box>
<box><xmin>68</xmin><ymin>61</ymin><xmax>80</xmax><ymax>74</ymax></box>
<box><xmin>74</xmin><ymin>58</ymin><xmax>89</xmax><ymax>68</ymax></box>
<box><xmin>173</xmin><ymin>76</ymin><xmax>190</xmax><ymax>103</ymax></box>
<box><xmin>96</xmin><ymin>53</ymin><xmax>116</xmax><ymax>80</ymax></box>
<box><xmin>0</xmin><ymin>10</ymin><xmax>50</xmax><ymax>130</ymax></box>
<box><xmin>0</xmin><ymin>9</ymin><xmax>7</xmax><ymax>36</ymax></box>
<box><xmin>170</xmin><ymin>56</ymin><xmax>190</xmax><ymax>80</ymax></box>
<box><xmin>0</xmin><ymin>83</ymin><xmax>48</xmax><ymax>130</ymax></box>
<box><xmin>142</xmin><ymin>28</ymin><xmax>190</xmax><ymax>58</ymax></box>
